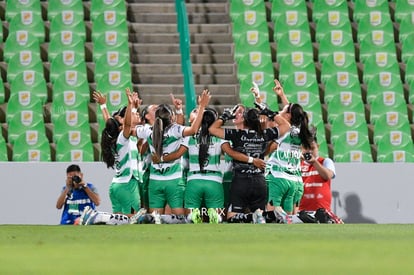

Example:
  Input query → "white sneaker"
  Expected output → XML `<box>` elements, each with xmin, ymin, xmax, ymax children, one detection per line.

<box><xmin>253</xmin><ymin>209</ymin><xmax>266</xmax><ymax>224</ymax></box>
<box><xmin>129</xmin><ymin>208</ymin><xmax>147</xmax><ymax>224</ymax></box>
<box><xmin>152</xmin><ymin>211</ymin><xmax>161</xmax><ymax>224</ymax></box>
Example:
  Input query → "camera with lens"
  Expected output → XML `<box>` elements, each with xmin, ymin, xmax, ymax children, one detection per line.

<box><xmin>72</xmin><ymin>175</ymin><xmax>82</xmax><ymax>184</ymax></box>
<box><xmin>303</xmin><ymin>152</ymin><xmax>312</xmax><ymax>161</ymax></box>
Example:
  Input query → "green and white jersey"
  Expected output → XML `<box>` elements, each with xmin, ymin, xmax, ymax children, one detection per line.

<box><xmin>112</xmin><ymin>133</ymin><xmax>140</xmax><ymax>184</ymax></box>
<box><xmin>136</xmin><ymin>123</ymin><xmax>186</xmax><ymax>181</ymax></box>
<box><xmin>267</xmin><ymin>129</ymin><xmax>302</xmax><ymax>180</ymax></box>
<box><xmin>183</xmin><ymin>135</ymin><xmax>227</xmax><ymax>184</ymax></box>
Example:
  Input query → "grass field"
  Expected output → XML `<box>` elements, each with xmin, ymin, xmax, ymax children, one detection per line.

<box><xmin>1</xmin><ymin>224</ymin><xmax>413</xmax><ymax>274</ymax></box>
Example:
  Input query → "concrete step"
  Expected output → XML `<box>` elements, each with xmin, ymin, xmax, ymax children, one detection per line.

<box><xmin>130</xmin><ymin>23</ymin><xmax>231</xmax><ymax>34</ymax></box>
<box><xmin>129</xmin><ymin>32</ymin><xmax>232</xmax><ymax>44</ymax></box>
<box><xmin>128</xmin><ymin>13</ymin><xmax>230</xmax><ymax>24</ymax></box>
<box><xmin>133</xmin><ymin>73</ymin><xmax>237</xmax><ymax>85</ymax></box>
<box><xmin>128</xmin><ymin>3</ymin><xmax>229</xmax><ymax>16</ymax></box>
<box><xmin>133</xmin><ymin>63</ymin><xmax>236</xmax><ymax>75</ymax></box>
<box><xmin>134</xmin><ymin>53</ymin><xmax>234</xmax><ymax>64</ymax></box>
<box><xmin>131</xmin><ymin>43</ymin><xmax>233</xmax><ymax>55</ymax></box>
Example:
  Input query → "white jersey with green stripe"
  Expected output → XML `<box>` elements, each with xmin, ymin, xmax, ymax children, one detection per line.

<box><xmin>183</xmin><ymin>135</ymin><xmax>228</xmax><ymax>183</ymax></box>
<box><xmin>267</xmin><ymin>130</ymin><xmax>303</xmax><ymax>179</ymax></box>
<box><xmin>136</xmin><ymin>123</ymin><xmax>186</xmax><ymax>181</ymax></box>
<box><xmin>112</xmin><ymin>133</ymin><xmax>140</xmax><ymax>184</ymax></box>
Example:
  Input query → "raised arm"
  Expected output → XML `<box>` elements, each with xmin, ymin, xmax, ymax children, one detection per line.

<box><xmin>273</xmin><ymin>113</ymin><xmax>291</xmax><ymax>137</ymax></box>
<box><xmin>182</xmin><ymin>89</ymin><xmax>211</xmax><ymax>136</ymax></box>
<box><xmin>273</xmin><ymin>79</ymin><xmax>289</xmax><ymax>107</ymax></box>
<box><xmin>93</xmin><ymin>91</ymin><xmax>111</xmax><ymax>122</ymax></box>
<box><xmin>123</xmin><ymin>87</ymin><xmax>137</xmax><ymax>139</ymax></box>
<box><xmin>208</xmin><ymin>104</ymin><xmax>239</xmax><ymax>139</ymax></box>
<box><xmin>171</xmin><ymin>93</ymin><xmax>185</xmax><ymax>125</ymax></box>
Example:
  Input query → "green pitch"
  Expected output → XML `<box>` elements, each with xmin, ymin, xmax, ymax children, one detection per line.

<box><xmin>1</xmin><ymin>224</ymin><xmax>413</xmax><ymax>274</ymax></box>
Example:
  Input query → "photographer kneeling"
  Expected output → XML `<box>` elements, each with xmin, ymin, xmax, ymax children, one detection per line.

<box><xmin>56</xmin><ymin>164</ymin><xmax>101</xmax><ymax>225</ymax></box>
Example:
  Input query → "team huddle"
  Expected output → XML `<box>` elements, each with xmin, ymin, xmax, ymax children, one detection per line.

<box><xmin>66</xmin><ymin>79</ymin><xmax>342</xmax><ymax>225</ymax></box>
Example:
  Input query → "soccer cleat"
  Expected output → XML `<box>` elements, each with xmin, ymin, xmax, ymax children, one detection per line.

<box><xmin>274</xmin><ymin>209</ymin><xmax>292</xmax><ymax>224</ymax></box>
<box><xmin>129</xmin><ymin>208</ymin><xmax>147</xmax><ymax>224</ymax></box>
<box><xmin>208</xmin><ymin>208</ymin><xmax>221</xmax><ymax>224</ymax></box>
<box><xmin>191</xmin><ymin>208</ymin><xmax>202</xmax><ymax>224</ymax></box>
<box><xmin>252</xmin><ymin>209</ymin><xmax>266</xmax><ymax>224</ymax></box>
<box><xmin>79</xmin><ymin>206</ymin><xmax>92</xmax><ymax>225</ymax></box>
<box><xmin>152</xmin><ymin>211</ymin><xmax>161</xmax><ymax>224</ymax></box>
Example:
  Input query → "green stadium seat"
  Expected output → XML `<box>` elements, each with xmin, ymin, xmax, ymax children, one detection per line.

<box><xmin>50</xmin><ymin>91</ymin><xmax>89</xmax><ymax>126</ymax></box>
<box><xmin>320</xmin><ymin>51</ymin><xmax>359</xmax><ymax>84</ymax></box>
<box><xmin>357</xmin><ymin>12</ymin><xmax>394</xmax><ymax>43</ymax></box>
<box><xmin>49</xmin><ymin>50</ymin><xmax>88</xmax><ymax>84</ymax></box>
<box><xmin>376</xmin><ymin>131</ymin><xmax>414</xmax><ymax>162</ymax></box>
<box><xmin>276</xmin><ymin>30</ymin><xmax>313</xmax><ymax>62</ymax></box>
<box><xmin>49</xmin><ymin>10</ymin><xmax>86</xmax><ymax>43</ymax></box>
<box><xmin>359</xmin><ymin>31</ymin><xmax>396</xmax><ymax>63</ymax></box>
<box><xmin>270</xmin><ymin>0</ymin><xmax>308</xmax><ymax>23</ymax></box>
<box><xmin>287</xmin><ymin>91</ymin><xmax>323</xmax><ymax>124</ymax></box>
<box><xmin>52</xmin><ymin>71</ymin><xmax>91</xmax><ymax>102</ymax></box>
<box><xmin>3</xmin><ymin>30</ymin><xmax>40</xmax><ymax>63</ymax></box>
<box><xmin>330</xmin><ymin>111</ymin><xmax>368</xmax><ymax>144</ymax></box>
<box><xmin>92</xmin><ymin>31</ymin><xmax>130</xmax><ymax>63</ymax></box>
<box><xmin>47</xmin><ymin>0</ymin><xmax>84</xmax><ymax>21</ymax></box>
<box><xmin>53</xmin><ymin>111</ymin><xmax>90</xmax><ymax>143</ymax></box>
<box><xmin>408</xmin><ymin>80</ymin><xmax>414</xmax><ymax>104</ymax></box>
<box><xmin>7</xmin><ymin>110</ymin><xmax>45</xmax><ymax>145</ymax></box>
<box><xmin>6</xmin><ymin>51</ymin><xmax>44</xmax><ymax>84</ymax></box>
<box><xmin>401</xmin><ymin>32</ymin><xmax>414</xmax><ymax>63</ymax></box>
<box><xmin>5</xmin><ymin>0</ymin><xmax>42</xmax><ymax>22</ymax></box>
<box><xmin>318</xmin><ymin>30</ymin><xmax>355</xmax><ymax>63</ymax></box>
<box><xmin>12</xmin><ymin>130</ymin><xmax>51</xmax><ymax>162</ymax></box>
<box><xmin>312</xmin><ymin>0</ymin><xmax>349</xmax><ymax>23</ymax></box>
<box><xmin>399</xmin><ymin>13</ymin><xmax>414</xmax><ymax>44</ymax></box>
<box><xmin>334</xmin><ymin>150</ymin><xmax>373</xmax><ymax>162</ymax></box>
<box><xmin>352</xmin><ymin>0</ymin><xmax>390</xmax><ymax>23</ymax></box>
<box><xmin>236</xmin><ymin>51</ymin><xmax>275</xmax><ymax>82</ymax></box>
<box><xmin>234</xmin><ymin>30</ymin><xmax>272</xmax><ymax>62</ymax></box>
<box><xmin>315</xmin><ymin>11</ymin><xmax>352</xmax><ymax>43</ymax></box>
<box><xmin>278</xmin><ymin>51</ymin><xmax>315</xmax><ymax>84</ymax></box>
<box><xmin>232</xmin><ymin>10</ymin><xmax>269</xmax><ymax>42</ymax></box>
<box><xmin>91</xmin><ymin>12</ymin><xmax>129</xmax><ymax>43</ymax></box>
<box><xmin>0</xmin><ymin>78</ymin><xmax>5</xmax><ymax>104</ymax></box>
<box><xmin>362</xmin><ymin>52</ymin><xmax>400</xmax><ymax>85</ymax></box>
<box><xmin>90</xmin><ymin>0</ymin><xmax>127</xmax><ymax>22</ymax></box>
<box><xmin>55</xmin><ymin>130</ymin><xmax>94</xmax><ymax>161</ymax></box>
<box><xmin>9</xmin><ymin>70</ymin><xmax>48</xmax><ymax>104</ymax></box>
<box><xmin>317</xmin><ymin>137</ymin><xmax>329</xmax><ymax>157</ymax></box>
<box><xmin>323</xmin><ymin>71</ymin><xmax>361</xmax><ymax>103</ymax></box>
<box><xmin>280</xmin><ymin>72</ymin><xmax>319</xmax><ymax>98</ymax></box>
<box><xmin>332</xmin><ymin>131</ymin><xmax>372</xmax><ymax>161</ymax></box>
<box><xmin>229</xmin><ymin>0</ymin><xmax>267</xmax><ymax>21</ymax></box>
<box><xmin>273</xmin><ymin>10</ymin><xmax>310</xmax><ymax>42</ymax></box>
<box><xmin>369</xmin><ymin>91</ymin><xmax>408</xmax><ymax>124</ymax></box>
<box><xmin>0</xmin><ymin>135</ymin><xmax>8</xmax><ymax>161</ymax></box>
<box><xmin>373</xmin><ymin>111</ymin><xmax>412</xmax><ymax>144</ymax></box>
<box><xmin>394</xmin><ymin>0</ymin><xmax>414</xmax><ymax>23</ymax></box>
<box><xmin>327</xmin><ymin>92</ymin><xmax>365</xmax><ymax>124</ymax></box>
<box><xmin>48</xmin><ymin>31</ymin><xmax>85</xmax><ymax>63</ymax></box>
<box><xmin>57</xmin><ymin>148</ymin><xmax>95</xmax><ymax>162</ymax></box>
<box><xmin>8</xmin><ymin>11</ymin><xmax>45</xmax><ymax>43</ymax></box>
<box><xmin>239</xmin><ymin>80</ymin><xmax>279</xmax><ymax>111</ymax></box>
<box><xmin>6</xmin><ymin>91</ymin><xmax>44</xmax><ymax>123</ymax></box>
<box><xmin>365</xmin><ymin>72</ymin><xmax>404</xmax><ymax>104</ymax></box>
<box><xmin>377</xmin><ymin>150</ymin><xmax>414</xmax><ymax>163</ymax></box>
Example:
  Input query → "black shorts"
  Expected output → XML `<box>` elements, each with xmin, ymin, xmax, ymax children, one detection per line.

<box><xmin>228</xmin><ymin>173</ymin><xmax>268</xmax><ymax>213</ymax></box>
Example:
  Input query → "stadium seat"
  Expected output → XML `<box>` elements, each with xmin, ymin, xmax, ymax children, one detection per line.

<box><xmin>320</xmin><ymin>51</ymin><xmax>359</xmax><ymax>84</ymax></box>
<box><xmin>230</xmin><ymin>0</ymin><xmax>266</xmax><ymax>21</ymax></box>
<box><xmin>3</xmin><ymin>30</ymin><xmax>40</xmax><ymax>63</ymax></box>
<box><xmin>317</xmin><ymin>137</ymin><xmax>329</xmax><ymax>157</ymax></box>
<box><xmin>239</xmin><ymin>79</ymin><xmax>279</xmax><ymax>111</ymax></box>
<box><xmin>49</xmin><ymin>10</ymin><xmax>87</xmax><ymax>43</ymax></box>
<box><xmin>323</xmin><ymin>71</ymin><xmax>361</xmax><ymax>103</ymax></box>
<box><xmin>8</xmin><ymin>11</ymin><xmax>45</xmax><ymax>43</ymax></box>
<box><xmin>334</xmin><ymin>149</ymin><xmax>373</xmax><ymax>163</ymax></box>
<box><xmin>53</xmin><ymin>111</ymin><xmax>90</xmax><ymax>143</ymax></box>
<box><xmin>0</xmin><ymin>78</ymin><xmax>5</xmax><ymax>104</ymax></box>
<box><xmin>369</xmin><ymin>91</ymin><xmax>408</xmax><ymax>124</ymax></box>
<box><xmin>0</xmin><ymin>135</ymin><xmax>8</xmax><ymax>161</ymax></box>
<box><xmin>270</xmin><ymin>0</ymin><xmax>308</xmax><ymax>23</ymax></box>
<box><xmin>6</xmin><ymin>51</ymin><xmax>44</xmax><ymax>84</ymax></box>
<box><xmin>6</xmin><ymin>91</ymin><xmax>44</xmax><ymax>123</ymax></box>
<box><xmin>408</xmin><ymin>80</ymin><xmax>414</xmax><ymax>104</ymax></box>
<box><xmin>357</xmin><ymin>12</ymin><xmax>394</xmax><ymax>43</ymax></box>
<box><xmin>11</xmin><ymin>130</ymin><xmax>51</xmax><ymax>162</ymax></box>
<box><xmin>91</xmin><ymin>12</ymin><xmax>129</xmax><ymax>43</ymax></box>
<box><xmin>9</xmin><ymin>70</ymin><xmax>48</xmax><ymax>104</ymax></box>
<box><xmin>92</xmin><ymin>31</ymin><xmax>130</xmax><ymax>63</ymax></box>
<box><xmin>273</xmin><ymin>10</ymin><xmax>310</xmax><ymax>42</ymax></box>
<box><xmin>95</xmin><ymin>71</ymin><xmax>131</xmax><ymax>115</ymax></box>
<box><xmin>359</xmin><ymin>31</ymin><xmax>396</xmax><ymax>63</ymax></box>
<box><xmin>394</xmin><ymin>0</ymin><xmax>414</xmax><ymax>23</ymax></box>
<box><xmin>277</xmin><ymin>51</ymin><xmax>315</xmax><ymax>84</ymax></box>
<box><xmin>373</xmin><ymin>111</ymin><xmax>412</xmax><ymax>144</ymax></box>
<box><xmin>55</xmin><ymin>130</ymin><xmax>94</xmax><ymax>161</ymax></box>
<box><xmin>49</xmin><ymin>50</ymin><xmax>88</xmax><ymax>84</ymax></box>
<box><xmin>90</xmin><ymin>0</ymin><xmax>127</xmax><ymax>22</ymax></box>
<box><xmin>398</xmin><ymin>11</ymin><xmax>414</xmax><ymax>42</ymax></box>
<box><xmin>317</xmin><ymin>30</ymin><xmax>355</xmax><ymax>63</ymax></box>
<box><xmin>5</xmin><ymin>0</ymin><xmax>42</xmax><ymax>22</ymax></box>
<box><xmin>57</xmin><ymin>148</ymin><xmax>95</xmax><ymax>162</ymax></box>
<box><xmin>236</xmin><ymin>51</ymin><xmax>275</xmax><ymax>82</ymax></box>
<box><xmin>286</xmin><ymin>90</ymin><xmax>322</xmax><ymax>115</ymax></box>
<box><xmin>312</xmin><ymin>0</ymin><xmax>349</xmax><ymax>23</ymax></box>
<box><xmin>47</xmin><ymin>0</ymin><xmax>84</xmax><ymax>21</ymax></box>
<box><xmin>376</xmin><ymin>131</ymin><xmax>414</xmax><ymax>162</ymax></box>
<box><xmin>401</xmin><ymin>32</ymin><xmax>414</xmax><ymax>63</ymax></box>
<box><xmin>48</xmin><ymin>31</ymin><xmax>85</xmax><ymax>63</ymax></box>
<box><xmin>332</xmin><ymin>131</ymin><xmax>372</xmax><ymax>161</ymax></box>
<box><xmin>327</xmin><ymin>92</ymin><xmax>365</xmax><ymax>124</ymax></box>
<box><xmin>314</xmin><ymin>11</ymin><xmax>353</xmax><ymax>43</ymax></box>
<box><xmin>7</xmin><ymin>110</ymin><xmax>45</xmax><ymax>145</ymax></box>
<box><xmin>329</xmin><ymin>111</ymin><xmax>369</xmax><ymax>144</ymax></box>
<box><xmin>234</xmin><ymin>30</ymin><xmax>272</xmax><ymax>62</ymax></box>
<box><xmin>352</xmin><ymin>0</ymin><xmax>390</xmax><ymax>23</ymax></box>
<box><xmin>276</xmin><ymin>30</ymin><xmax>314</xmax><ymax>62</ymax></box>
<box><xmin>362</xmin><ymin>52</ymin><xmax>400</xmax><ymax>85</ymax></box>
<box><xmin>52</xmin><ymin>71</ymin><xmax>91</xmax><ymax>102</ymax></box>
<box><xmin>377</xmin><ymin>150</ymin><xmax>414</xmax><ymax>163</ymax></box>
<box><xmin>50</xmin><ymin>91</ymin><xmax>90</xmax><ymax>126</ymax></box>
<box><xmin>280</xmin><ymin>72</ymin><xmax>319</xmax><ymax>97</ymax></box>
<box><xmin>231</xmin><ymin>10</ymin><xmax>269</xmax><ymax>42</ymax></box>
<box><xmin>365</xmin><ymin>72</ymin><xmax>404</xmax><ymax>104</ymax></box>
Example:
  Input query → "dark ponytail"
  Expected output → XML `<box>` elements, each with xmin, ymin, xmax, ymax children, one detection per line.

<box><xmin>152</xmin><ymin>104</ymin><xmax>173</xmax><ymax>157</ymax></box>
<box><xmin>101</xmin><ymin>117</ymin><xmax>120</xmax><ymax>169</ymax></box>
<box><xmin>198</xmin><ymin>108</ymin><xmax>218</xmax><ymax>171</ymax></box>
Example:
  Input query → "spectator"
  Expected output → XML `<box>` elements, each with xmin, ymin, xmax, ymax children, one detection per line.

<box><xmin>56</xmin><ymin>164</ymin><xmax>100</xmax><ymax>225</ymax></box>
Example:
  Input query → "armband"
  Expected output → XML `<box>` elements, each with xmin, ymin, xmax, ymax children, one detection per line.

<box><xmin>175</xmin><ymin>109</ymin><xmax>183</xmax><ymax>115</ymax></box>
<box><xmin>100</xmin><ymin>104</ymin><xmax>107</xmax><ymax>110</ymax></box>
<box><xmin>248</xmin><ymin>157</ymin><xmax>254</xmax><ymax>164</ymax></box>
<box><xmin>132</xmin><ymin>108</ymin><xmax>138</xmax><ymax>114</ymax></box>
